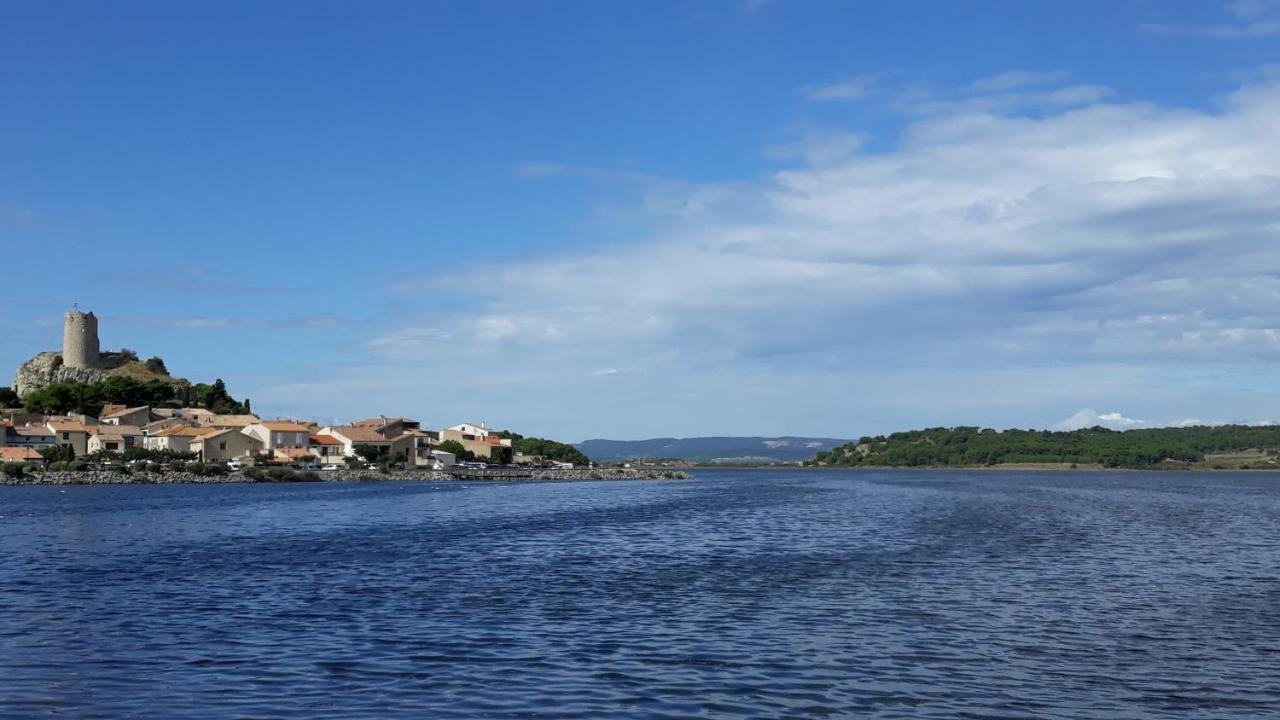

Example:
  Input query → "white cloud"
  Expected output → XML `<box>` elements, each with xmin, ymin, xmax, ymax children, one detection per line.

<box><xmin>1143</xmin><ymin>0</ymin><xmax>1280</xmax><ymax>38</ymax></box>
<box><xmin>360</xmin><ymin>71</ymin><xmax>1280</xmax><ymax>438</ymax></box>
<box><xmin>805</xmin><ymin>80</ymin><xmax>869</xmax><ymax>101</ymax></box>
<box><xmin>1056</xmin><ymin>409</ymin><xmax>1146</xmax><ymax>431</ymax></box>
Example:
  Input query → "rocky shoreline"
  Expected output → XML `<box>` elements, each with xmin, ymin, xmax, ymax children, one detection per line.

<box><xmin>0</xmin><ymin>467</ymin><xmax>692</xmax><ymax>486</ymax></box>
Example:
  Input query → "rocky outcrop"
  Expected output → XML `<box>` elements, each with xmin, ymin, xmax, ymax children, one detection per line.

<box><xmin>13</xmin><ymin>350</ymin><xmax>177</xmax><ymax>397</ymax></box>
<box><xmin>14</xmin><ymin>352</ymin><xmax>111</xmax><ymax>396</ymax></box>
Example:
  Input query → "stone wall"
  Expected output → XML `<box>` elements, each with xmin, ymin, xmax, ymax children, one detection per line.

<box><xmin>2</xmin><ymin>467</ymin><xmax>692</xmax><ymax>485</ymax></box>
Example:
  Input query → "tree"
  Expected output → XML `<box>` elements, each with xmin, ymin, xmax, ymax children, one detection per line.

<box><xmin>436</xmin><ymin>439</ymin><xmax>476</xmax><ymax>462</ymax></box>
<box><xmin>513</xmin><ymin>437</ymin><xmax>590</xmax><ymax>466</ymax></box>
<box><xmin>354</xmin><ymin>444</ymin><xmax>388</xmax><ymax>464</ymax></box>
<box><xmin>39</xmin><ymin>444</ymin><xmax>75</xmax><ymax>463</ymax></box>
<box><xmin>0</xmin><ymin>386</ymin><xmax>19</xmax><ymax>408</ymax></box>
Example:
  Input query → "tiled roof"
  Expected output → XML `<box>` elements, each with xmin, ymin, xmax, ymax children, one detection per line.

<box><xmin>210</xmin><ymin>414</ymin><xmax>260</xmax><ymax>427</ymax></box>
<box><xmin>12</xmin><ymin>426</ymin><xmax>54</xmax><ymax>437</ymax></box>
<box><xmin>262</xmin><ymin>421</ymin><xmax>312</xmax><ymax>431</ymax></box>
<box><xmin>152</xmin><ymin>426</ymin><xmax>221</xmax><ymax>438</ymax></box>
<box><xmin>102</xmin><ymin>405</ymin><xmax>148</xmax><ymax>419</ymax></box>
<box><xmin>93</xmin><ymin>425</ymin><xmax>144</xmax><ymax>437</ymax></box>
<box><xmin>99</xmin><ymin>404</ymin><xmax>128</xmax><ymax>418</ymax></box>
<box><xmin>47</xmin><ymin>421</ymin><xmax>93</xmax><ymax>433</ymax></box>
<box><xmin>326</xmin><ymin>426</ymin><xmax>391</xmax><ymax>443</ymax></box>
<box><xmin>309</xmin><ymin>434</ymin><xmax>345</xmax><ymax>446</ymax></box>
<box><xmin>0</xmin><ymin>447</ymin><xmax>42</xmax><ymax>461</ymax></box>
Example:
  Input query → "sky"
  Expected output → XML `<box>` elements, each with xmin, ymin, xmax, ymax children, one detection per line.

<box><xmin>2</xmin><ymin>0</ymin><xmax>1280</xmax><ymax>441</ymax></box>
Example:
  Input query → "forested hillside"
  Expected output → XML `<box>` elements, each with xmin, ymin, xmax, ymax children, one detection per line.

<box><xmin>811</xmin><ymin>425</ymin><xmax>1280</xmax><ymax>469</ymax></box>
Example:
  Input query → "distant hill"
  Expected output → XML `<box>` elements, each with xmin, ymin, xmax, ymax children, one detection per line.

<box><xmin>813</xmin><ymin>425</ymin><xmax>1280</xmax><ymax>470</ymax></box>
<box><xmin>576</xmin><ymin>436</ymin><xmax>849</xmax><ymax>463</ymax></box>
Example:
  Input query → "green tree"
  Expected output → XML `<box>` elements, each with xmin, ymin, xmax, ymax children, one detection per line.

<box><xmin>436</xmin><ymin>439</ymin><xmax>476</xmax><ymax>462</ymax></box>
<box><xmin>0</xmin><ymin>386</ymin><xmax>19</xmax><ymax>407</ymax></box>
<box><xmin>39</xmin><ymin>444</ymin><xmax>75</xmax><ymax>464</ymax></box>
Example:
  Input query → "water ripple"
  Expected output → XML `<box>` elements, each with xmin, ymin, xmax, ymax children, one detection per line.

<box><xmin>2</xmin><ymin>470</ymin><xmax>1279</xmax><ymax>717</ymax></box>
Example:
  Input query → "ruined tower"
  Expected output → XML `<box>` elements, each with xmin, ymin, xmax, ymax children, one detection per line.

<box><xmin>62</xmin><ymin>310</ymin><xmax>100</xmax><ymax>369</ymax></box>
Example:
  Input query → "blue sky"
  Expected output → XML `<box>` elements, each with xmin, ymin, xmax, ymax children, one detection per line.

<box><xmin>3</xmin><ymin>1</ymin><xmax>1280</xmax><ymax>440</ymax></box>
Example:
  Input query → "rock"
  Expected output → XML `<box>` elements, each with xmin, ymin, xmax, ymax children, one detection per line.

<box><xmin>14</xmin><ymin>352</ymin><xmax>111</xmax><ymax>396</ymax></box>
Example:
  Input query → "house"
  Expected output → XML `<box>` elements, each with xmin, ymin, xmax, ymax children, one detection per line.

<box><xmin>314</xmin><ymin>418</ymin><xmax>432</xmax><ymax>465</ymax></box>
<box><xmin>190</xmin><ymin>428</ymin><xmax>263</xmax><ymax>463</ymax></box>
<box><xmin>87</xmin><ymin>425</ymin><xmax>144</xmax><ymax>454</ymax></box>
<box><xmin>7</xmin><ymin>424</ymin><xmax>56</xmax><ymax>449</ymax></box>
<box><xmin>308</xmin><ymin>434</ymin><xmax>347</xmax><ymax>466</ymax></box>
<box><xmin>100</xmin><ymin>405</ymin><xmax>151</xmax><ymax>427</ymax></box>
<box><xmin>0</xmin><ymin>447</ymin><xmax>43</xmax><ymax>462</ymax></box>
<box><xmin>144</xmin><ymin>425</ymin><xmax>222</xmax><ymax>454</ymax></box>
<box><xmin>142</xmin><ymin>418</ymin><xmax>188</xmax><ymax>436</ymax></box>
<box><xmin>441</xmin><ymin>422</ymin><xmax>514</xmax><ymax>461</ymax></box>
<box><xmin>46</xmin><ymin>420</ymin><xmax>94</xmax><ymax>457</ymax></box>
<box><xmin>242</xmin><ymin>421</ymin><xmax>313</xmax><ymax>461</ymax></box>
<box><xmin>208</xmin><ymin>414</ymin><xmax>260</xmax><ymax>429</ymax></box>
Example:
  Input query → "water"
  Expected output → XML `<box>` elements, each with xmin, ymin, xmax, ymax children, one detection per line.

<box><xmin>2</xmin><ymin>470</ymin><xmax>1278</xmax><ymax>718</ymax></box>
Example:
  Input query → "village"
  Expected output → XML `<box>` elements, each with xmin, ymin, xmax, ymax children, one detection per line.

<box><xmin>0</xmin><ymin>311</ymin><xmax>578</xmax><ymax>473</ymax></box>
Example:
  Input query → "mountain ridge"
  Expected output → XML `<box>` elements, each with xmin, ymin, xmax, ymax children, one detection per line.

<box><xmin>575</xmin><ymin>436</ymin><xmax>849</xmax><ymax>463</ymax></box>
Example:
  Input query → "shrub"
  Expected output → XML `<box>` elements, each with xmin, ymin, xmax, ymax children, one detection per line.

<box><xmin>266</xmin><ymin>467</ymin><xmax>295</xmax><ymax>482</ymax></box>
<box><xmin>113</xmin><ymin>464</ymin><xmax>132</xmax><ymax>475</ymax></box>
<box><xmin>49</xmin><ymin>461</ymin><xmax>69</xmax><ymax>471</ymax></box>
<box><xmin>68</xmin><ymin>460</ymin><xmax>89</xmax><ymax>472</ymax></box>
<box><xmin>244</xmin><ymin>467</ymin><xmax>267</xmax><ymax>481</ymax></box>
<box><xmin>2</xmin><ymin>462</ymin><xmax>26</xmax><ymax>478</ymax></box>
<box><xmin>296</xmin><ymin>470</ymin><xmax>320</xmax><ymax>482</ymax></box>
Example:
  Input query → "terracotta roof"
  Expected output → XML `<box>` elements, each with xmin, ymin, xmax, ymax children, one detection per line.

<box><xmin>152</xmin><ymin>426</ymin><xmax>221</xmax><ymax>438</ymax></box>
<box><xmin>262</xmin><ymin>421</ymin><xmax>312</xmax><ymax>432</ymax></box>
<box><xmin>326</xmin><ymin>426</ymin><xmax>392</xmax><ymax>443</ymax></box>
<box><xmin>0</xmin><ymin>447</ymin><xmax>42</xmax><ymax>461</ymax></box>
<box><xmin>47</xmin><ymin>421</ymin><xmax>93</xmax><ymax>433</ymax></box>
<box><xmin>210</xmin><ymin>414</ymin><xmax>260</xmax><ymax>427</ymax></box>
<box><xmin>93</xmin><ymin>425</ymin><xmax>143</xmax><ymax>437</ymax></box>
<box><xmin>12</xmin><ymin>426</ymin><xmax>54</xmax><ymax>437</ymax></box>
<box><xmin>102</xmin><ymin>405</ymin><xmax>148</xmax><ymax>419</ymax></box>
<box><xmin>99</xmin><ymin>404</ymin><xmax>128</xmax><ymax>418</ymax></box>
<box><xmin>276</xmin><ymin>448</ymin><xmax>314</xmax><ymax>460</ymax></box>
<box><xmin>309</xmin><ymin>434</ymin><xmax>344</xmax><ymax>446</ymax></box>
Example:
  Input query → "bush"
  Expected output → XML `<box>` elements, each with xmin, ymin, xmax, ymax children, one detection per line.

<box><xmin>68</xmin><ymin>460</ymin><xmax>89</xmax><ymax>472</ymax></box>
<box><xmin>2</xmin><ymin>462</ymin><xmax>26</xmax><ymax>478</ymax></box>
<box><xmin>266</xmin><ymin>467</ymin><xmax>295</xmax><ymax>482</ymax></box>
<box><xmin>49</xmin><ymin>461</ymin><xmax>69</xmax><ymax>471</ymax></box>
<box><xmin>244</xmin><ymin>467</ymin><xmax>267</xmax><ymax>481</ymax></box>
<box><xmin>113</xmin><ymin>464</ymin><xmax>132</xmax><ymax>475</ymax></box>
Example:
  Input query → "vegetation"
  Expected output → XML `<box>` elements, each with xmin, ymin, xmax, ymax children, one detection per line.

<box><xmin>39</xmin><ymin>444</ymin><xmax>76</xmax><ymax>464</ymax></box>
<box><xmin>20</xmin><ymin>375</ymin><xmax>248</xmax><ymax>417</ymax></box>
<box><xmin>0</xmin><ymin>386</ymin><xmax>19</xmax><ymax>407</ymax></box>
<box><xmin>811</xmin><ymin>425</ymin><xmax>1280</xmax><ymax>469</ymax></box>
<box><xmin>189</xmin><ymin>379</ymin><xmax>250</xmax><ymax>414</ymax></box>
<box><xmin>496</xmin><ymin>430</ymin><xmax>591</xmax><ymax>465</ymax></box>
<box><xmin>436</xmin><ymin>439</ymin><xmax>477</xmax><ymax>462</ymax></box>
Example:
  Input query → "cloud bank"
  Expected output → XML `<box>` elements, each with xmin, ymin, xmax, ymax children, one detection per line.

<box><xmin>313</xmin><ymin>72</ymin><xmax>1280</xmax><ymax>439</ymax></box>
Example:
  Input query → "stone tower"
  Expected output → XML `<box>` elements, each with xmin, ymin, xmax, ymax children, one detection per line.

<box><xmin>62</xmin><ymin>310</ymin><xmax>100</xmax><ymax>369</ymax></box>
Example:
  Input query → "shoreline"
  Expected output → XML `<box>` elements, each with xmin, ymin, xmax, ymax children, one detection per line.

<box><xmin>0</xmin><ymin>467</ymin><xmax>692</xmax><ymax>486</ymax></box>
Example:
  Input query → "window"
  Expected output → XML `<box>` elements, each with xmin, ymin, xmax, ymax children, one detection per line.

<box><xmin>274</xmin><ymin>432</ymin><xmax>284</xmax><ymax>444</ymax></box>
<box><xmin>219</xmin><ymin>442</ymin><xmax>227</xmax><ymax>451</ymax></box>
<box><xmin>295</xmin><ymin>432</ymin><xmax>304</xmax><ymax>446</ymax></box>
<box><xmin>62</xmin><ymin>433</ymin><xmax>69</xmax><ymax>440</ymax></box>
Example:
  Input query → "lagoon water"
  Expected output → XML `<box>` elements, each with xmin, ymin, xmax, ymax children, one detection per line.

<box><xmin>2</xmin><ymin>470</ymin><xmax>1279</xmax><ymax>718</ymax></box>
